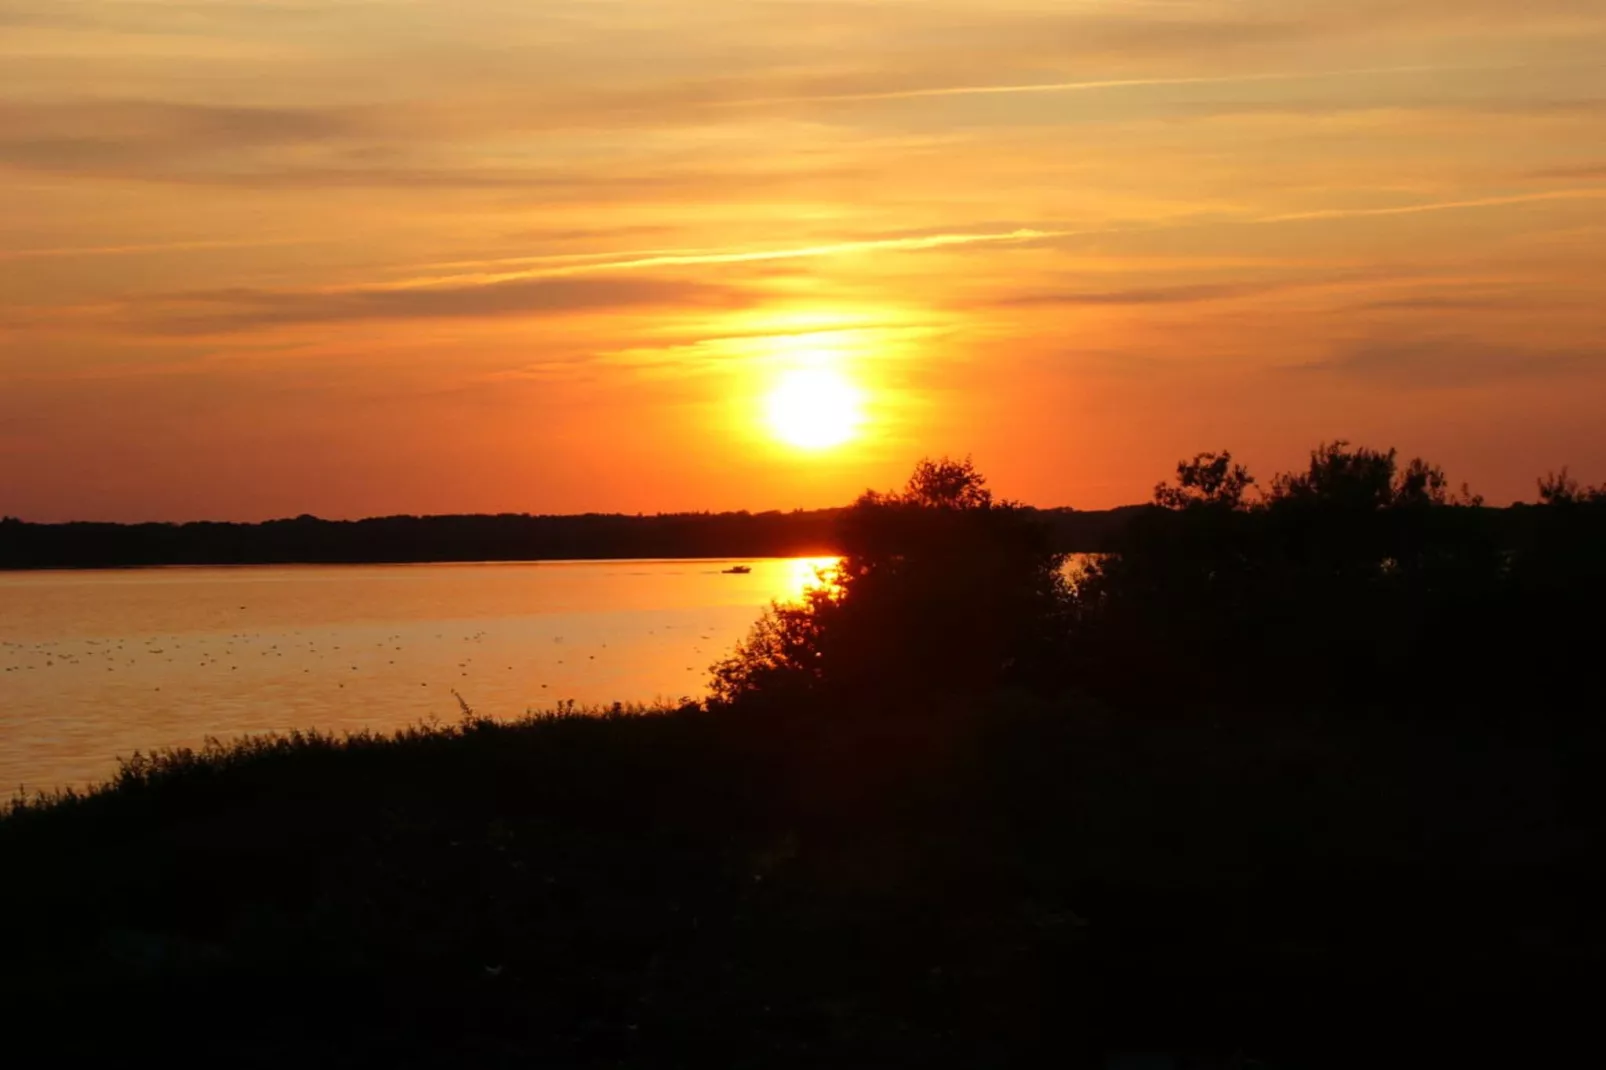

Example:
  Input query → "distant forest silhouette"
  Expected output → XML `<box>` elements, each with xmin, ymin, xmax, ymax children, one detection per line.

<box><xmin>0</xmin><ymin>506</ymin><xmax>1145</xmax><ymax>570</ymax></box>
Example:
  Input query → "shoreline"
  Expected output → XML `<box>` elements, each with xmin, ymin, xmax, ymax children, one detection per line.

<box><xmin>0</xmin><ymin>554</ymin><xmax>840</xmax><ymax>576</ymax></box>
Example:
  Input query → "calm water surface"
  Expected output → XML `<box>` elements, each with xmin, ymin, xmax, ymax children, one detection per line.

<box><xmin>0</xmin><ymin>558</ymin><xmax>837</xmax><ymax>792</ymax></box>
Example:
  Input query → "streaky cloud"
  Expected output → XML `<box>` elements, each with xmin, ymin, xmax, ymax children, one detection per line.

<box><xmin>710</xmin><ymin>64</ymin><xmax>1473</xmax><ymax>108</ymax></box>
<box><xmin>377</xmin><ymin>229</ymin><xmax>1071</xmax><ymax>291</ymax></box>
<box><xmin>137</xmin><ymin>275</ymin><xmax>748</xmax><ymax>335</ymax></box>
<box><xmin>988</xmin><ymin>281</ymin><xmax>1296</xmax><ymax>308</ymax></box>
<box><xmin>1530</xmin><ymin>163</ymin><xmax>1606</xmax><ymax>180</ymax></box>
<box><xmin>1259</xmin><ymin>188</ymin><xmax>1606</xmax><ymax>222</ymax></box>
<box><xmin>1301</xmin><ymin>336</ymin><xmax>1602</xmax><ymax>387</ymax></box>
<box><xmin>0</xmin><ymin>237</ymin><xmax>311</xmax><ymax>261</ymax></box>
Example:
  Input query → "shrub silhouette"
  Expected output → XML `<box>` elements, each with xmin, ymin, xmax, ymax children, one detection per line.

<box><xmin>1267</xmin><ymin>441</ymin><xmax>1479</xmax><ymax>509</ymax></box>
<box><xmin>1152</xmin><ymin>451</ymin><xmax>1256</xmax><ymax>511</ymax></box>
<box><xmin>1071</xmin><ymin>440</ymin><xmax>1605</xmax><ymax>711</ymax></box>
<box><xmin>712</xmin><ymin>443</ymin><xmax>1605</xmax><ymax>715</ymax></box>
<box><xmin>711</xmin><ymin>457</ymin><xmax>1070</xmax><ymax>706</ymax></box>
<box><xmin>1538</xmin><ymin>467</ymin><xmax>1606</xmax><ymax>505</ymax></box>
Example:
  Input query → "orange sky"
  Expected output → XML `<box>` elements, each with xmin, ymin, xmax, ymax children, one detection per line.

<box><xmin>3</xmin><ymin>1</ymin><xmax>1605</xmax><ymax>521</ymax></box>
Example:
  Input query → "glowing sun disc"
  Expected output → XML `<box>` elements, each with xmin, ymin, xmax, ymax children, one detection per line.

<box><xmin>765</xmin><ymin>368</ymin><xmax>864</xmax><ymax>450</ymax></box>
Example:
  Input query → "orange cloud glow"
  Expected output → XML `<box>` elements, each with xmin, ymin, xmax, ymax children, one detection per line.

<box><xmin>3</xmin><ymin>1</ymin><xmax>1605</xmax><ymax>519</ymax></box>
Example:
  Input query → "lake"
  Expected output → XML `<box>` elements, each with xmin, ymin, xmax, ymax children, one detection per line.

<box><xmin>0</xmin><ymin>558</ymin><xmax>838</xmax><ymax>792</ymax></box>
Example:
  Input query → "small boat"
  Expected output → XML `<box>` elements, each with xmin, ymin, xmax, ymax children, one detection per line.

<box><xmin>722</xmin><ymin>565</ymin><xmax>752</xmax><ymax>575</ymax></box>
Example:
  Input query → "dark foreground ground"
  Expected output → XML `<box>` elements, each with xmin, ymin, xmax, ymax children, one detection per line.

<box><xmin>3</xmin><ymin>700</ymin><xmax>1600</xmax><ymax>1067</ymax></box>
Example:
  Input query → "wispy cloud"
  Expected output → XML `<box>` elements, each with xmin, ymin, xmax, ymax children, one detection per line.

<box><xmin>370</xmin><ymin>190</ymin><xmax>1605</xmax><ymax>295</ymax></box>
<box><xmin>1258</xmin><ymin>188</ymin><xmax>1606</xmax><ymax>223</ymax></box>
<box><xmin>980</xmin><ymin>268</ymin><xmax>1451</xmax><ymax>311</ymax></box>
<box><xmin>377</xmin><ymin>229</ymin><xmax>1069</xmax><ymax>290</ymax></box>
<box><xmin>1303</xmin><ymin>336</ymin><xmax>1601</xmax><ymax>387</ymax></box>
<box><xmin>713</xmin><ymin>64</ymin><xmax>1469</xmax><ymax>108</ymax></box>
<box><xmin>136</xmin><ymin>276</ymin><xmax>748</xmax><ymax>334</ymax></box>
<box><xmin>1530</xmin><ymin>163</ymin><xmax>1606</xmax><ymax>180</ymax></box>
<box><xmin>987</xmin><ymin>281</ymin><xmax>1297</xmax><ymax>308</ymax></box>
<box><xmin>0</xmin><ymin>237</ymin><xmax>311</xmax><ymax>261</ymax></box>
<box><xmin>1353</xmin><ymin>296</ymin><xmax>1525</xmax><ymax>312</ymax></box>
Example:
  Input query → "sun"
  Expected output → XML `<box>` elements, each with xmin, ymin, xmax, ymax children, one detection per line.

<box><xmin>765</xmin><ymin>367</ymin><xmax>864</xmax><ymax>450</ymax></box>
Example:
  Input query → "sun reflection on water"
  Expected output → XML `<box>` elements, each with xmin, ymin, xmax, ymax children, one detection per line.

<box><xmin>783</xmin><ymin>556</ymin><xmax>843</xmax><ymax>601</ymax></box>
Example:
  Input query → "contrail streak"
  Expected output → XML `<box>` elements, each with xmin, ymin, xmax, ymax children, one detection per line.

<box><xmin>0</xmin><ymin>237</ymin><xmax>309</xmax><ymax>262</ymax></box>
<box><xmin>349</xmin><ymin>186</ymin><xmax>1603</xmax><ymax>295</ymax></box>
<box><xmin>1260</xmin><ymin>188</ymin><xmax>1606</xmax><ymax>222</ymax></box>
<box><xmin>373</xmin><ymin>229</ymin><xmax>1069</xmax><ymax>291</ymax></box>
<box><xmin>718</xmin><ymin>65</ymin><xmax>1465</xmax><ymax>107</ymax></box>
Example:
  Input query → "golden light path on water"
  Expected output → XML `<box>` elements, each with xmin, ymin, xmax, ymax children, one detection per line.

<box><xmin>0</xmin><ymin>557</ymin><xmax>843</xmax><ymax>793</ymax></box>
<box><xmin>781</xmin><ymin>556</ymin><xmax>838</xmax><ymax>597</ymax></box>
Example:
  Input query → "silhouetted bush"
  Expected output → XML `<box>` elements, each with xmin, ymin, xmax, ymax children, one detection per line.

<box><xmin>711</xmin><ymin>458</ymin><xmax>1072</xmax><ymax>706</ymax></box>
<box><xmin>1070</xmin><ymin>442</ymin><xmax>1605</xmax><ymax>713</ymax></box>
<box><xmin>698</xmin><ymin>447</ymin><xmax>1606</xmax><ymax>718</ymax></box>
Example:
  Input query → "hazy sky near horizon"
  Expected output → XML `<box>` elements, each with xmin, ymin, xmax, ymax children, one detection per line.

<box><xmin>4</xmin><ymin>0</ymin><xmax>1605</xmax><ymax>520</ymax></box>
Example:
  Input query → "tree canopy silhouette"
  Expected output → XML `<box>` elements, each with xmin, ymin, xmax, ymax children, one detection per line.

<box><xmin>708</xmin><ymin>444</ymin><xmax>1604</xmax><ymax>715</ymax></box>
<box><xmin>1538</xmin><ymin>468</ymin><xmax>1606</xmax><ymax>505</ymax></box>
<box><xmin>1069</xmin><ymin>441</ymin><xmax>1603</xmax><ymax>711</ymax></box>
<box><xmin>710</xmin><ymin>457</ymin><xmax>1070</xmax><ymax>706</ymax></box>
<box><xmin>1152</xmin><ymin>451</ymin><xmax>1256</xmax><ymax>511</ymax></box>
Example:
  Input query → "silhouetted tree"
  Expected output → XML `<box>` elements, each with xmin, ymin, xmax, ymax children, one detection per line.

<box><xmin>1268</xmin><ymin>441</ymin><xmax>1399</xmax><ymax>510</ymax></box>
<box><xmin>711</xmin><ymin>458</ymin><xmax>1070</xmax><ymax>707</ymax></box>
<box><xmin>1267</xmin><ymin>441</ymin><xmax>1480</xmax><ymax>510</ymax></box>
<box><xmin>1068</xmin><ymin>441</ymin><xmax>1525</xmax><ymax>707</ymax></box>
<box><xmin>1538</xmin><ymin>468</ymin><xmax>1606</xmax><ymax>505</ymax></box>
<box><xmin>1153</xmin><ymin>451</ymin><xmax>1256</xmax><ymax>511</ymax></box>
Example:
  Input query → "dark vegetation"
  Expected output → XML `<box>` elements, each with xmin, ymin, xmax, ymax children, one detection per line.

<box><xmin>3</xmin><ymin>448</ymin><xmax>1604</xmax><ymax>1066</ymax></box>
<box><xmin>0</xmin><ymin>504</ymin><xmax>1142</xmax><ymax>570</ymax></box>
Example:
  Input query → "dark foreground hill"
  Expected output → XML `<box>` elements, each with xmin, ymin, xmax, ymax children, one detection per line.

<box><xmin>3</xmin><ymin>701</ymin><xmax>1599</xmax><ymax>1067</ymax></box>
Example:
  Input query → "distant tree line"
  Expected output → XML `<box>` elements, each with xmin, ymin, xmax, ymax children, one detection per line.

<box><xmin>0</xmin><ymin>506</ymin><xmax>1143</xmax><ymax>570</ymax></box>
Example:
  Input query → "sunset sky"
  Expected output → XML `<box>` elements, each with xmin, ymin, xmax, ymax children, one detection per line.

<box><xmin>4</xmin><ymin>1</ymin><xmax>1604</xmax><ymax>521</ymax></box>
